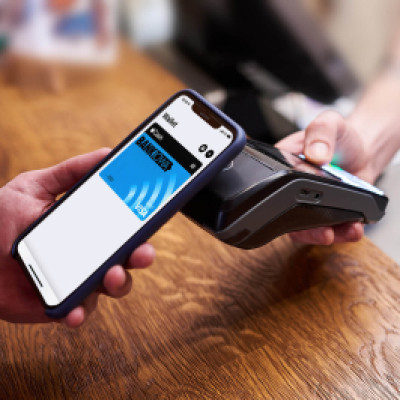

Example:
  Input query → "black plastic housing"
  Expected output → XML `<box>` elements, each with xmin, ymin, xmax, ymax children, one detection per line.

<box><xmin>182</xmin><ymin>140</ymin><xmax>388</xmax><ymax>249</ymax></box>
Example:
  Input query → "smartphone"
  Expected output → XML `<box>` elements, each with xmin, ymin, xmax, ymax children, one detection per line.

<box><xmin>182</xmin><ymin>139</ymin><xmax>388</xmax><ymax>249</ymax></box>
<box><xmin>12</xmin><ymin>89</ymin><xmax>246</xmax><ymax>317</ymax></box>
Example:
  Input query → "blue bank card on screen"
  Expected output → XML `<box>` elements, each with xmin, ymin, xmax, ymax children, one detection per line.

<box><xmin>100</xmin><ymin>133</ymin><xmax>191</xmax><ymax>221</ymax></box>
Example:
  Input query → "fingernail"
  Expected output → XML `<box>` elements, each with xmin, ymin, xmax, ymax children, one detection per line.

<box><xmin>307</xmin><ymin>142</ymin><xmax>329</xmax><ymax>161</ymax></box>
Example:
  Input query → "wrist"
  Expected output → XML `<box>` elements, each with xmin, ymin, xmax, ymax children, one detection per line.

<box><xmin>346</xmin><ymin>115</ymin><xmax>397</xmax><ymax>183</ymax></box>
<box><xmin>346</xmin><ymin>71</ymin><xmax>400</xmax><ymax>182</ymax></box>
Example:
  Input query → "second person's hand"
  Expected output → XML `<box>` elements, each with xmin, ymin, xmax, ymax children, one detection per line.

<box><xmin>275</xmin><ymin>111</ymin><xmax>370</xmax><ymax>245</ymax></box>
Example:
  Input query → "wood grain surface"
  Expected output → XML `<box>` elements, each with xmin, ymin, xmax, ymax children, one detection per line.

<box><xmin>1</xmin><ymin>44</ymin><xmax>400</xmax><ymax>400</ymax></box>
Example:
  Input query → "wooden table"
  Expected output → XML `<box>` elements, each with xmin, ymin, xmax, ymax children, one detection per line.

<box><xmin>1</xmin><ymin>45</ymin><xmax>400</xmax><ymax>400</ymax></box>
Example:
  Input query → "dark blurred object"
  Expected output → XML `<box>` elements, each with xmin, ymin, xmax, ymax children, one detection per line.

<box><xmin>0</xmin><ymin>1</ymin><xmax>9</xmax><ymax>63</ymax></box>
<box><xmin>173</xmin><ymin>0</ymin><xmax>358</xmax><ymax>141</ymax></box>
<box><xmin>175</xmin><ymin>0</ymin><xmax>358</xmax><ymax>102</ymax></box>
<box><xmin>0</xmin><ymin>35</ymin><xmax>7</xmax><ymax>56</ymax></box>
<box><xmin>222</xmin><ymin>89</ymin><xmax>297</xmax><ymax>142</ymax></box>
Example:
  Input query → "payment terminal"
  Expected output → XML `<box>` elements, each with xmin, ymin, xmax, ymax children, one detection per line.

<box><xmin>182</xmin><ymin>139</ymin><xmax>388</xmax><ymax>249</ymax></box>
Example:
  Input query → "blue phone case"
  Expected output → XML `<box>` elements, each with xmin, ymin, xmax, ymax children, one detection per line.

<box><xmin>12</xmin><ymin>89</ymin><xmax>246</xmax><ymax>318</ymax></box>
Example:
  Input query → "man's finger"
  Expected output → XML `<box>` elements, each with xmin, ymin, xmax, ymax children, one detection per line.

<box><xmin>289</xmin><ymin>227</ymin><xmax>335</xmax><ymax>245</ymax></box>
<box><xmin>37</xmin><ymin>148</ymin><xmax>111</xmax><ymax>196</ymax></box>
<box><xmin>63</xmin><ymin>292</ymin><xmax>100</xmax><ymax>328</ymax></box>
<box><xmin>102</xmin><ymin>265</ymin><xmax>133</xmax><ymax>298</ymax></box>
<box><xmin>63</xmin><ymin>306</ymin><xmax>85</xmax><ymax>328</ymax></box>
<box><xmin>126</xmin><ymin>243</ymin><xmax>155</xmax><ymax>270</ymax></box>
<box><xmin>304</xmin><ymin>111</ymin><xmax>345</xmax><ymax>165</ymax></box>
<box><xmin>275</xmin><ymin>131</ymin><xmax>305</xmax><ymax>154</ymax></box>
<box><xmin>331</xmin><ymin>222</ymin><xmax>364</xmax><ymax>243</ymax></box>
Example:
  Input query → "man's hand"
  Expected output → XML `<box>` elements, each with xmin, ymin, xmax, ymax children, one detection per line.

<box><xmin>0</xmin><ymin>148</ymin><xmax>155</xmax><ymax>328</ymax></box>
<box><xmin>276</xmin><ymin>111</ymin><xmax>371</xmax><ymax>245</ymax></box>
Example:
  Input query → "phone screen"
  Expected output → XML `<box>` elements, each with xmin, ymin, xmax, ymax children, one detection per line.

<box><xmin>17</xmin><ymin>94</ymin><xmax>235</xmax><ymax>306</ymax></box>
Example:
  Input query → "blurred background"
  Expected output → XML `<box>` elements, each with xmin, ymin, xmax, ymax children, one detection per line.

<box><xmin>1</xmin><ymin>0</ymin><xmax>400</xmax><ymax>260</ymax></box>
